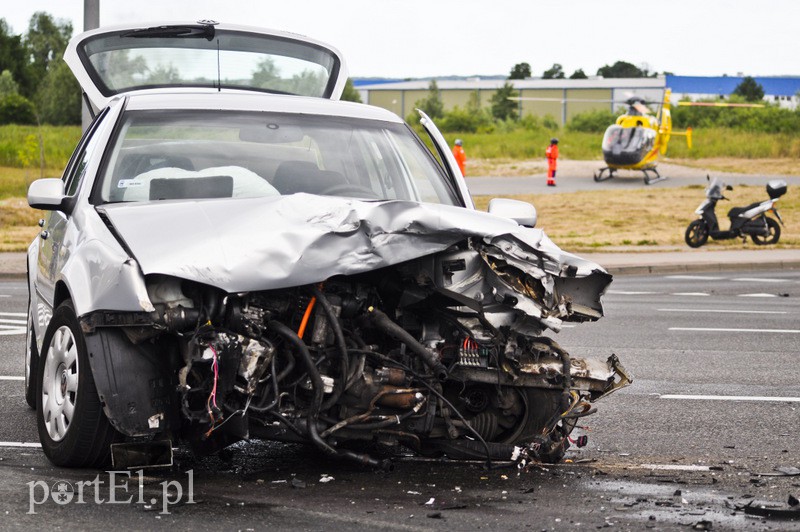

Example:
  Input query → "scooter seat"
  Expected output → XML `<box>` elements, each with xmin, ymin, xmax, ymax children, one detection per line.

<box><xmin>728</xmin><ymin>201</ymin><xmax>763</xmax><ymax>219</ymax></box>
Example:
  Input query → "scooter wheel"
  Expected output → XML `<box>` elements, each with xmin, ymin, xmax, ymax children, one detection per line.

<box><xmin>751</xmin><ymin>217</ymin><xmax>781</xmax><ymax>245</ymax></box>
<box><xmin>685</xmin><ymin>220</ymin><xmax>709</xmax><ymax>248</ymax></box>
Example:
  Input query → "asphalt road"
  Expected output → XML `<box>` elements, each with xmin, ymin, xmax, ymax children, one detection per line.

<box><xmin>466</xmin><ymin>160</ymin><xmax>800</xmax><ymax>196</ymax></box>
<box><xmin>0</xmin><ymin>271</ymin><xmax>798</xmax><ymax>530</ymax></box>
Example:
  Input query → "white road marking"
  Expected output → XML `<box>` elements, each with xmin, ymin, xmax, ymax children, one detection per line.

<box><xmin>0</xmin><ymin>328</ymin><xmax>26</xmax><ymax>336</ymax></box>
<box><xmin>0</xmin><ymin>376</ymin><xmax>23</xmax><ymax>381</ymax></box>
<box><xmin>671</xmin><ymin>292</ymin><xmax>710</xmax><ymax>296</ymax></box>
<box><xmin>0</xmin><ymin>295</ymin><xmax>11</xmax><ymax>298</ymax></box>
<box><xmin>732</xmin><ymin>277</ymin><xmax>786</xmax><ymax>283</ymax></box>
<box><xmin>665</xmin><ymin>275</ymin><xmax>725</xmax><ymax>281</ymax></box>
<box><xmin>661</xmin><ymin>394</ymin><xmax>800</xmax><ymax>402</ymax></box>
<box><xmin>0</xmin><ymin>442</ymin><xmax>41</xmax><ymax>448</ymax></box>
<box><xmin>640</xmin><ymin>464</ymin><xmax>712</xmax><ymax>472</ymax></box>
<box><xmin>738</xmin><ymin>293</ymin><xmax>778</xmax><ymax>298</ymax></box>
<box><xmin>0</xmin><ymin>312</ymin><xmax>25</xmax><ymax>317</ymax></box>
<box><xmin>607</xmin><ymin>290</ymin><xmax>659</xmax><ymax>295</ymax></box>
<box><xmin>657</xmin><ymin>308</ymin><xmax>787</xmax><ymax>315</ymax></box>
<box><xmin>670</xmin><ymin>327</ymin><xmax>800</xmax><ymax>334</ymax></box>
<box><xmin>0</xmin><ymin>319</ymin><xmax>25</xmax><ymax>325</ymax></box>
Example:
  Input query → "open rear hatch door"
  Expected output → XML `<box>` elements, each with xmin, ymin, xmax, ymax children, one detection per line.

<box><xmin>64</xmin><ymin>21</ymin><xmax>347</xmax><ymax>112</ymax></box>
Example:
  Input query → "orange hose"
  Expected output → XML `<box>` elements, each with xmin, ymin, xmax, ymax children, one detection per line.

<box><xmin>297</xmin><ymin>296</ymin><xmax>317</xmax><ymax>339</ymax></box>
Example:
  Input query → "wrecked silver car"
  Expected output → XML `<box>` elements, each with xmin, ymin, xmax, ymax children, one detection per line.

<box><xmin>25</xmin><ymin>22</ymin><xmax>629</xmax><ymax>469</ymax></box>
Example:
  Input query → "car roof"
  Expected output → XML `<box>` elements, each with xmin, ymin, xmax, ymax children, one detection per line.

<box><xmin>120</xmin><ymin>90</ymin><xmax>405</xmax><ymax>124</ymax></box>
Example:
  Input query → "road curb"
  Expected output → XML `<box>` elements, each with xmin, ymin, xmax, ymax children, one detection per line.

<box><xmin>605</xmin><ymin>260</ymin><xmax>800</xmax><ymax>276</ymax></box>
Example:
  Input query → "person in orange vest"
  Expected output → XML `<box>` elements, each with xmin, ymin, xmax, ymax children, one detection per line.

<box><xmin>546</xmin><ymin>138</ymin><xmax>559</xmax><ymax>186</ymax></box>
<box><xmin>452</xmin><ymin>139</ymin><xmax>466</xmax><ymax>176</ymax></box>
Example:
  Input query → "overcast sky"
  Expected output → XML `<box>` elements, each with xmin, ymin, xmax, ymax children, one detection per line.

<box><xmin>3</xmin><ymin>0</ymin><xmax>799</xmax><ymax>79</ymax></box>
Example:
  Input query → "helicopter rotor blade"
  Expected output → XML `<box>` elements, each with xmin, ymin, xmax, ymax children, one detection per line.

<box><xmin>676</xmin><ymin>101</ymin><xmax>765</xmax><ymax>108</ymax></box>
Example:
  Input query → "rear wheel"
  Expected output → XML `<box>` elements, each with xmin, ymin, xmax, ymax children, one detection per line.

<box><xmin>685</xmin><ymin>219</ymin><xmax>709</xmax><ymax>248</ymax></box>
<box><xmin>37</xmin><ymin>300</ymin><xmax>121</xmax><ymax>467</ymax></box>
<box><xmin>752</xmin><ymin>217</ymin><xmax>780</xmax><ymax>245</ymax></box>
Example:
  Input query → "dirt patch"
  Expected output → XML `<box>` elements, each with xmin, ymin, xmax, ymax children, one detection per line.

<box><xmin>468</xmin><ymin>158</ymin><xmax>547</xmax><ymax>177</ymax></box>
<box><xmin>669</xmin><ymin>157</ymin><xmax>800</xmax><ymax>176</ymax></box>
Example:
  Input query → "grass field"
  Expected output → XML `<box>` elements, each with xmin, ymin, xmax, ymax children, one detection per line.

<box><xmin>473</xmin><ymin>184</ymin><xmax>799</xmax><ymax>252</ymax></box>
<box><xmin>0</xmin><ymin>124</ymin><xmax>797</xmax><ymax>254</ymax></box>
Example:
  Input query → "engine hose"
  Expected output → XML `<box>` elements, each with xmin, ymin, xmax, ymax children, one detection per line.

<box><xmin>310</xmin><ymin>287</ymin><xmax>349</xmax><ymax>409</ymax></box>
<box><xmin>250</xmin><ymin>353</ymin><xmax>280</xmax><ymax>412</ymax></box>
<box><xmin>365</xmin><ymin>307</ymin><xmax>448</xmax><ymax>381</ymax></box>
<box><xmin>267</xmin><ymin>321</ymin><xmax>389</xmax><ymax>470</ymax></box>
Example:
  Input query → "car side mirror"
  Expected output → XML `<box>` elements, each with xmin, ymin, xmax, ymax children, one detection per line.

<box><xmin>488</xmin><ymin>198</ymin><xmax>537</xmax><ymax>228</ymax></box>
<box><xmin>28</xmin><ymin>178</ymin><xmax>67</xmax><ymax>211</ymax></box>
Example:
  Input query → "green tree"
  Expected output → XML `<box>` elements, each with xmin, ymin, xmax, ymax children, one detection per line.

<box><xmin>508</xmin><ymin>62</ymin><xmax>531</xmax><ymax>80</ymax></box>
<box><xmin>36</xmin><ymin>60</ymin><xmax>80</xmax><ymax>125</ymax></box>
<box><xmin>0</xmin><ymin>19</ymin><xmax>32</xmax><ymax>97</ymax></box>
<box><xmin>24</xmin><ymin>12</ymin><xmax>72</xmax><ymax>90</ymax></box>
<box><xmin>0</xmin><ymin>69</ymin><xmax>19</xmax><ymax>97</ymax></box>
<box><xmin>340</xmin><ymin>78</ymin><xmax>362</xmax><ymax>103</ymax></box>
<box><xmin>490</xmin><ymin>82</ymin><xmax>518</xmax><ymax>121</ymax></box>
<box><xmin>569</xmin><ymin>68</ymin><xmax>588</xmax><ymax>79</ymax></box>
<box><xmin>597</xmin><ymin>61</ymin><xmax>645</xmax><ymax>78</ymax></box>
<box><xmin>542</xmin><ymin>63</ymin><xmax>565</xmax><ymax>79</ymax></box>
<box><xmin>415</xmin><ymin>80</ymin><xmax>444</xmax><ymax>119</ymax></box>
<box><xmin>733</xmin><ymin>76</ymin><xmax>765</xmax><ymax>102</ymax></box>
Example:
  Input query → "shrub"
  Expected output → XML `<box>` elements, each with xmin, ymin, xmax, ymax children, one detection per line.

<box><xmin>567</xmin><ymin>109</ymin><xmax>617</xmax><ymax>133</ymax></box>
<box><xmin>0</xmin><ymin>94</ymin><xmax>37</xmax><ymax>125</ymax></box>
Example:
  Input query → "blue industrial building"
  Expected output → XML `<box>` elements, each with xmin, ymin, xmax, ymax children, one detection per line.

<box><xmin>666</xmin><ymin>75</ymin><xmax>800</xmax><ymax>107</ymax></box>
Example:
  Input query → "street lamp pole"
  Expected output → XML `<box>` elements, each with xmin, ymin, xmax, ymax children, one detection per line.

<box><xmin>81</xmin><ymin>0</ymin><xmax>100</xmax><ymax>130</ymax></box>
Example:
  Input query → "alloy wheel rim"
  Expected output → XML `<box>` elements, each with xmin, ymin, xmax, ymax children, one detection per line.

<box><xmin>41</xmin><ymin>325</ymin><xmax>79</xmax><ymax>442</ymax></box>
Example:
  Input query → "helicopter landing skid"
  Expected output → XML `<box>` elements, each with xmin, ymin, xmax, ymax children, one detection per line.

<box><xmin>642</xmin><ymin>168</ymin><xmax>667</xmax><ymax>185</ymax></box>
<box><xmin>593</xmin><ymin>167</ymin><xmax>616</xmax><ymax>182</ymax></box>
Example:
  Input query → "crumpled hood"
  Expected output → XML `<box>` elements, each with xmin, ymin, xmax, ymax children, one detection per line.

<box><xmin>100</xmin><ymin>194</ymin><xmax>607</xmax><ymax>293</ymax></box>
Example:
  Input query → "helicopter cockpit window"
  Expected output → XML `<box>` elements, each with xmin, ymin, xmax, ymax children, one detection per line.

<box><xmin>602</xmin><ymin>125</ymin><xmax>655</xmax><ymax>152</ymax></box>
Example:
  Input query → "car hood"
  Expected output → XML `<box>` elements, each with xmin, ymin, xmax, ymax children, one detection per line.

<box><xmin>100</xmin><ymin>194</ymin><xmax>607</xmax><ymax>294</ymax></box>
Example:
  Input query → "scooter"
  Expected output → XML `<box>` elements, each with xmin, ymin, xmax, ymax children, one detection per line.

<box><xmin>685</xmin><ymin>176</ymin><xmax>787</xmax><ymax>248</ymax></box>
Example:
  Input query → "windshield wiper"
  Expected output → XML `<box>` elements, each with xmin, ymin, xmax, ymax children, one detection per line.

<box><xmin>122</xmin><ymin>24</ymin><xmax>215</xmax><ymax>41</ymax></box>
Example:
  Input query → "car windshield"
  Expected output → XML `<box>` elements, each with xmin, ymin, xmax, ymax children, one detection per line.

<box><xmin>97</xmin><ymin>110</ymin><xmax>459</xmax><ymax>206</ymax></box>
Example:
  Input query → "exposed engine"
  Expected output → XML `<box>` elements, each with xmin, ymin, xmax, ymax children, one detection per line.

<box><xmin>83</xmin><ymin>237</ymin><xmax>631</xmax><ymax>468</ymax></box>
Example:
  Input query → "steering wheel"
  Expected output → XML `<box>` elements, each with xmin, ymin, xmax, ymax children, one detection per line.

<box><xmin>321</xmin><ymin>183</ymin><xmax>381</xmax><ymax>199</ymax></box>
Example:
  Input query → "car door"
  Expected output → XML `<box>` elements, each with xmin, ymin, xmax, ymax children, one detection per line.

<box><xmin>33</xmin><ymin>104</ymin><xmax>120</xmax><ymax>341</ymax></box>
<box><xmin>416</xmin><ymin>110</ymin><xmax>475</xmax><ymax>210</ymax></box>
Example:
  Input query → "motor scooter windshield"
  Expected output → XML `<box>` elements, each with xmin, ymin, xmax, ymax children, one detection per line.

<box><xmin>705</xmin><ymin>178</ymin><xmax>726</xmax><ymax>200</ymax></box>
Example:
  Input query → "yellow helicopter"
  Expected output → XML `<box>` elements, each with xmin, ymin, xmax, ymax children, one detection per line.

<box><xmin>512</xmin><ymin>88</ymin><xmax>764</xmax><ymax>185</ymax></box>
<box><xmin>594</xmin><ymin>89</ymin><xmax>690</xmax><ymax>185</ymax></box>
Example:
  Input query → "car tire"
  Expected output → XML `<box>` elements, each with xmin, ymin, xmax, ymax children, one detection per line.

<box><xmin>751</xmin><ymin>217</ymin><xmax>780</xmax><ymax>245</ymax></box>
<box><xmin>510</xmin><ymin>388</ymin><xmax>573</xmax><ymax>463</ymax></box>
<box><xmin>36</xmin><ymin>300</ymin><xmax>121</xmax><ymax>467</ymax></box>
<box><xmin>24</xmin><ymin>303</ymin><xmax>38</xmax><ymax>409</ymax></box>
<box><xmin>685</xmin><ymin>219</ymin><xmax>709</xmax><ymax>248</ymax></box>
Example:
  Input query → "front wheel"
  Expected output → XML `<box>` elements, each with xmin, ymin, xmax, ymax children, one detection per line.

<box><xmin>24</xmin><ymin>301</ymin><xmax>38</xmax><ymax>408</ymax></box>
<box><xmin>751</xmin><ymin>217</ymin><xmax>781</xmax><ymax>245</ymax></box>
<box><xmin>36</xmin><ymin>300</ymin><xmax>121</xmax><ymax>467</ymax></box>
<box><xmin>685</xmin><ymin>219</ymin><xmax>709</xmax><ymax>248</ymax></box>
